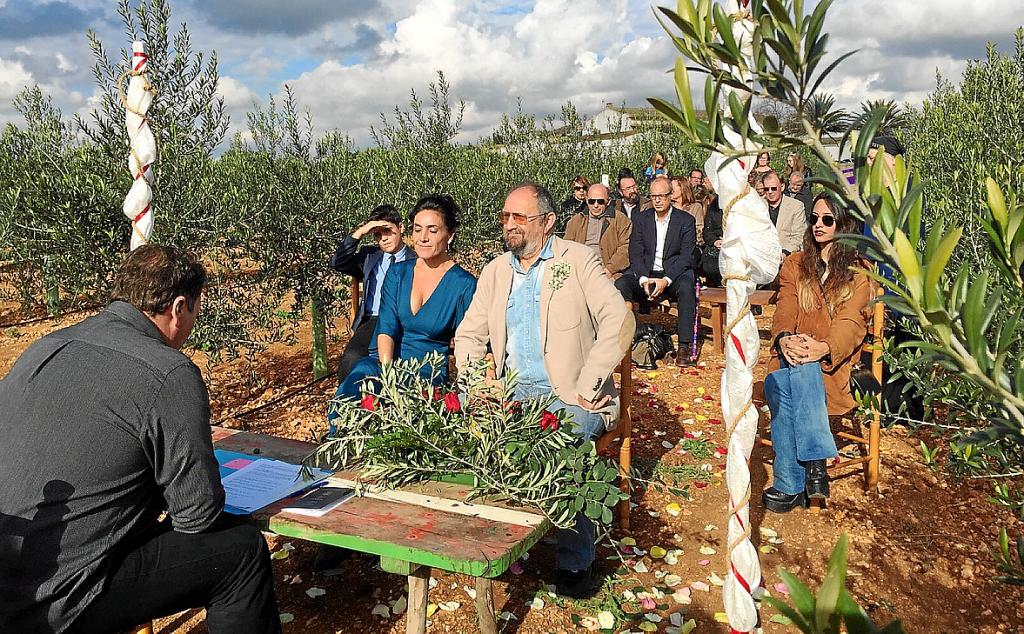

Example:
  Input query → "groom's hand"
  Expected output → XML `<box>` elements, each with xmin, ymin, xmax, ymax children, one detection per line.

<box><xmin>578</xmin><ymin>394</ymin><xmax>612</xmax><ymax>411</ymax></box>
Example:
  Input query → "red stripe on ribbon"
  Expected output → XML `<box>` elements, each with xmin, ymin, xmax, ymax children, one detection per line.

<box><xmin>738</xmin><ymin>159</ymin><xmax>746</xmax><ymax>170</ymax></box>
<box><xmin>135</xmin><ymin>163</ymin><xmax>150</xmax><ymax>180</ymax></box>
<box><xmin>134</xmin><ymin>204</ymin><xmax>150</xmax><ymax>224</ymax></box>
<box><xmin>730</xmin><ymin>333</ymin><xmax>746</xmax><ymax>364</ymax></box>
<box><xmin>731</xmin><ymin>562</ymin><xmax>752</xmax><ymax>593</ymax></box>
<box><xmin>133</xmin><ymin>52</ymin><xmax>148</xmax><ymax>72</ymax></box>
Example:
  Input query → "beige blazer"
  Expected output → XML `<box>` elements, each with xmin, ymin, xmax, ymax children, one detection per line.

<box><xmin>454</xmin><ymin>236</ymin><xmax>635</xmax><ymax>405</ymax></box>
<box><xmin>775</xmin><ymin>195</ymin><xmax>807</xmax><ymax>254</ymax></box>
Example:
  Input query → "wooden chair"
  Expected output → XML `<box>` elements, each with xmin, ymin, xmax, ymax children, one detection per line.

<box><xmin>758</xmin><ymin>291</ymin><xmax>886</xmax><ymax>492</ymax></box>
<box><xmin>130</xmin><ymin>623</ymin><xmax>153</xmax><ymax>634</ymax></box>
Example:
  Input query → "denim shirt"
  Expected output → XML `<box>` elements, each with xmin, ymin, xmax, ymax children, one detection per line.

<box><xmin>506</xmin><ymin>237</ymin><xmax>555</xmax><ymax>399</ymax></box>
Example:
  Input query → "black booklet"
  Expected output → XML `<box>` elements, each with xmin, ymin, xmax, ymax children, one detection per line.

<box><xmin>282</xmin><ymin>486</ymin><xmax>355</xmax><ymax>517</ymax></box>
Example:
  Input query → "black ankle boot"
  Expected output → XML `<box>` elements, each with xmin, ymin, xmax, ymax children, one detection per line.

<box><xmin>805</xmin><ymin>460</ymin><xmax>830</xmax><ymax>499</ymax></box>
<box><xmin>762</xmin><ymin>487</ymin><xmax>808</xmax><ymax>513</ymax></box>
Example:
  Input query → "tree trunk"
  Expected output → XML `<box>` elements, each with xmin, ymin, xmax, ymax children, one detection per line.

<box><xmin>310</xmin><ymin>293</ymin><xmax>329</xmax><ymax>380</ymax></box>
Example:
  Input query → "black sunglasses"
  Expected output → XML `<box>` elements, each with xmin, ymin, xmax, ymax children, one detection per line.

<box><xmin>573</xmin><ymin>185</ymin><xmax>587</xmax><ymax>191</ymax></box>
<box><xmin>807</xmin><ymin>213</ymin><xmax>836</xmax><ymax>227</ymax></box>
<box><xmin>587</xmin><ymin>198</ymin><xmax>607</xmax><ymax>205</ymax></box>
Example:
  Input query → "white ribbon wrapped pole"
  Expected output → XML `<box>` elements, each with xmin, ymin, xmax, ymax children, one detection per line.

<box><xmin>121</xmin><ymin>41</ymin><xmax>156</xmax><ymax>250</ymax></box>
<box><xmin>706</xmin><ymin>2</ymin><xmax>783</xmax><ymax>631</ymax></box>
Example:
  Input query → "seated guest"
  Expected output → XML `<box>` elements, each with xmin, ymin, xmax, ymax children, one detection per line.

<box><xmin>615</xmin><ymin>176</ymin><xmax>699</xmax><ymax>366</ymax></box>
<box><xmin>564</xmin><ymin>183</ymin><xmax>632</xmax><ymax>280</ymax></box>
<box><xmin>560</xmin><ymin>175</ymin><xmax>591</xmax><ymax>229</ymax></box>
<box><xmin>612</xmin><ymin>169</ymin><xmax>648</xmax><ymax>221</ymax></box>
<box><xmin>689</xmin><ymin>167</ymin><xmax>705</xmax><ymax>191</ymax></box>
<box><xmin>751</xmin><ymin>150</ymin><xmax>773</xmax><ymax>177</ymax></box>
<box><xmin>669</xmin><ymin>176</ymin><xmax>705</xmax><ymax>246</ymax></box>
<box><xmin>329</xmin><ymin>204</ymin><xmax>414</xmax><ymax>381</ymax></box>
<box><xmin>762</xmin><ymin>170</ymin><xmax>806</xmax><ymax>256</ymax></box>
<box><xmin>644</xmin><ymin>151</ymin><xmax>668</xmax><ymax>183</ymax></box>
<box><xmin>786</xmin><ymin>171</ymin><xmax>813</xmax><ymax>215</ymax></box>
<box><xmin>0</xmin><ymin>246</ymin><xmax>280</xmax><ymax>633</ymax></box>
<box><xmin>700</xmin><ymin>193</ymin><xmax>724</xmax><ymax>287</ymax></box>
<box><xmin>334</xmin><ymin>194</ymin><xmax>477</xmax><ymax>402</ymax></box>
<box><xmin>783</xmin><ymin>151</ymin><xmax>813</xmax><ymax>184</ymax></box>
<box><xmin>763</xmin><ymin>195</ymin><xmax>872</xmax><ymax>513</ymax></box>
<box><xmin>455</xmin><ymin>182</ymin><xmax>634</xmax><ymax>599</ymax></box>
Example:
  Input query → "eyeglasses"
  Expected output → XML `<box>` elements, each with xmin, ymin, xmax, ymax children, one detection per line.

<box><xmin>573</xmin><ymin>185</ymin><xmax>586</xmax><ymax>191</ymax></box>
<box><xmin>650</xmin><ymin>193</ymin><xmax>670</xmax><ymax>200</ymax></box>
<box><xmin>620</xmin><ymin>185</ymin><xmax>638</xmax><ymax>193</ymax></box>
<box><xmin>498</xmin><ymin>211</ymin><xmax>549</xmax><ymax>226</ymax></box>
<box><xmin>807</xmin><ymin>213</ymin><xmax>836</xmax><ymax>227</ymax></box>
<box><xmin>587</xmin><ymin>198</ymin><xmax>607</xmax><ymax>206</ymax></box>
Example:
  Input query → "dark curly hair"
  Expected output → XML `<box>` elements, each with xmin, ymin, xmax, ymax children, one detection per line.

<box><xmin>409</xmin><ymin>194</ymin><xmax>461</xmax><ymax>234</ymax></box>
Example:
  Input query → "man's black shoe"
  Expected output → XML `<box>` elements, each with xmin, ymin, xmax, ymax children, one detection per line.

<box><xmin>556</xmin><ymin>567</ymin><xmax>599</xmax><ymax>599</ymax></box>
<box><xmin>762</xmin><ymin>487</ymin><xmax>808</xmax><ymax>513</ymax></box>
<box><xmin>805</xmin><ymin>460</ymin><xmax>830</xmax><ymax>499</ymax></box>
<box><xmin>675</xmin><ymin>346</ymin><xmax>697</xmax><ymax>368</ymax></box>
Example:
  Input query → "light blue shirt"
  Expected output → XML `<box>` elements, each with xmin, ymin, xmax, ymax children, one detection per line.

<box><xmin>506</xmin><ymin>237</ymin><xmax>555</xmax><ymax>400</ymax></box>
<box><xmin>368</xmin><ymin>246</ymin><xmax>410</xmax><ymax>317</ymax></box>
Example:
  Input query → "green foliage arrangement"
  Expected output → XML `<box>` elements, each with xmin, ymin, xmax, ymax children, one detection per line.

<box><xmin>303</xmin><ymin>356</ymin><xmax>628</xmax><ymax>528</ymax></box>
<box><xmin>764</xmin><ymin>535</ymin><xmax>905</xmax><ymax>633</ymax></box>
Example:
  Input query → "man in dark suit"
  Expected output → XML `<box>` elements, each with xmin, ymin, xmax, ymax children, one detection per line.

<box><xmin>615</xmin><ymin>176</ymin><xmax>699</xmax><ymax>366</ymax></box>
<box><xmin>328</xmin><ymin>204</ymin><xmax>414</xmax><ymax>381</ymax></box>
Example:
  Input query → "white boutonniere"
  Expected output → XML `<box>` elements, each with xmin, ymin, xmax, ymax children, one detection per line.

<box><xmin>549</xmin><ymin>261</ymin><xmax>571</xmax><ymax>290</ymax></box>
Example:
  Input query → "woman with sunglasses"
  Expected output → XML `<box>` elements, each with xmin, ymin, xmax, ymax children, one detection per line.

<box><xmin>560</xmin><ymin>175</ymin><xmax>592</xmax><ymax>230</ymax></box>
<box><xmin>331</xmin><ymin>194</ymin><xmax>477</xmax><ymax>404</ymax></box>
<box><xmin>762</xmin><ymin>194</ymin><xmax>873</xmax><ymax>513</ymax></box>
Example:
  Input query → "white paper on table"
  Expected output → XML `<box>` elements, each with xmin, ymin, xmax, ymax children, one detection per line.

<box><xmin>221</xmin><ymin>459</ymin><xmax>330</xmax><ymax>514</ymax></box>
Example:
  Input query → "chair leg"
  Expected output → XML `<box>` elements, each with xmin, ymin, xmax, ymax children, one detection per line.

<box><xmin>711</xmin><ymin>305</ymin><xmax>724</xmax><ymax>352</ymax></box>
<box><xmin>618</xmin><ymin>435</ymin><xmax>631</xmax><ymax>532</ymax></box>
<box><xmin>866</xmin><ymin>405</ymin><xmax>881</xmax><ymax>489</ymax></box>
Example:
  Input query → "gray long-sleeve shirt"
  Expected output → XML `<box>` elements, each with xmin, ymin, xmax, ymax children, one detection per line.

<box><xmin>0</xmin><ymin>301</ymin><xmax>223</xmax><ymax>632</ymax></box>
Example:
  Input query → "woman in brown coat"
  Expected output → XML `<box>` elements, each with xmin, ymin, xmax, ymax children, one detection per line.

<box><xmin>763</xmin><ymin>194</ymin><xmax>872</xmax><ymax>513</ymax></box>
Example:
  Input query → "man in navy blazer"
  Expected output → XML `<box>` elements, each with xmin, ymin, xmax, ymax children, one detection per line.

<box><xmin>328</xmin><ymin>204</ymin><xmax>414</xmax><ymax>381</ymax></box>
<box><xmin>614</xmin><ymin>176</ymin><xmax>699</xmax><ymax>366</ymax></box>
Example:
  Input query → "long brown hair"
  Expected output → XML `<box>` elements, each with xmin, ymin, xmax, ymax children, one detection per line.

<box><xmin>670</xmin><ymin>176</ymin><xmax>696</xmax><ymax>205</ymax></box>
<box><xmin>796</xmin><ymin>195</ymin><xmax>861</xmax><ymax>314</ymax></box>
<box><xmin>784</xmin><ymin>153</ymin><xmax>808</xmax><ymax>181</ymax></box>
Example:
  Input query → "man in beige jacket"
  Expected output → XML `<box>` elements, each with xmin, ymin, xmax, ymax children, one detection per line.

<box><xmin>454</xmin><ymin>181</ymin><xmax>634</xmax><ymax>599</ymax></box>
<box><xmin>762</xmin><ymin>171</ymin><xmax>806</xmax><ymax>255</ymax></box>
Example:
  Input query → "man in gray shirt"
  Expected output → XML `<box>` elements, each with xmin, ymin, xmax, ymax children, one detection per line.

<box><xmin>0</xmin><ymin>246</ymin><xmax>280</xmax><ymax>633</ymax></box>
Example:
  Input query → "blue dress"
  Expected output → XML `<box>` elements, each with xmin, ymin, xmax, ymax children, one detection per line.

<box><xmin>335</xmin><ymin>259</ymin><xmax>477</xmax><ymax>401</ymax></box>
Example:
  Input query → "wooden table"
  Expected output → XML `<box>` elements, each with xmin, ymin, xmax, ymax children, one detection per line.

<box><xmin>212</xmin><ymin>426</ymin><xmax>550</xmax><ymax>634</ymax></box>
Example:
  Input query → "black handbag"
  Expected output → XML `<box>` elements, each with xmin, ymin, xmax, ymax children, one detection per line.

<box><xmin>631</xmin><ymin>323</ymin><xmax>676</xmax><ymax>369</ymax></box>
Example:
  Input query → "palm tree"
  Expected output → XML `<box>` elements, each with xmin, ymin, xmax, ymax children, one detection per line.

<box><xmin>848</xmin><ymin>99</ymin><xmax>909</xmax><ymax>135</ymax></box>
<box><xmin>802</xmin><ymin>93</ymin><xmax>849</xmax><ymax>140</ymax></box>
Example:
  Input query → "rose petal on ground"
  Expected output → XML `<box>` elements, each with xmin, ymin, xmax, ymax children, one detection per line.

<box><xmin>640</xmin><ymin>621</ymin><xmax>658</xmax><ymax>632</ymax></box>
<box><xmin>305</xmin><ymin>587</ymin><xmax>326</xmax><ymax>598</ymax></box>
<box><xmin>620</xmin><ymin>537</ymin><xmax>637</xmax><ymax>546</ymax></box>
<box><xmin>704</xmin><ymin>524</ymin><xmax>718</xmax><ymax>531</ymax></box>
<box><xmin>773</xmin><ymin>582</ymin><xmax>790</xmax><ymax>596</ymax></box>
<box><xmin>672</xmin><ymin>588</ymin><xmax>693</xmax><ymax>604</ymax></box>
<box><xmin>510</xmin><ymin>561</ymin><xmax>524</xmax><ymax>574</ymax></box>
<box><xmin>641</xmin><ymin>596</ymin><xmax>657</xmax><ymax>610</ymax></box>
<box><xmin>279</xmin><ymin>613</ymin><xmax>294</xmax><ymax>624</ymax></box>
<box><xmin>371</xmin><ymin>603</ymin><xmax>390</xmax><ymax>618</ymax></box>
<box><xmin>691</xmin><ymin>581</ymin><xmax>711</xmax><ymax>592</ymax></box>
<box><xmin>714</xmin><ymin>612</ymin><xmax>730</xmax><ymax>623</ymax></box>
<box><xmin>644</xmin><ymin>612</ymin><xmax>663</xmax><ymax>622</ymax></box>
<box><xmin>709</xmin><ymin>572</ymin><xmax>724</xmax><ymax>586</ymax></box>
<box><xmin>664</xmin><ymin>574</ymin><xmax>683</xmax><ymax>587</ymax></box>
<box><xmin>598</xmin><ymin>610</ymin><xmax>616</xmax><ymax>629</ymax></box>
<box><xmin>759</xmin><ymin>526</ymin><xmax>778</xmax><ymax>538</ymax></box>
<box><xmin>665</xmin><ymin>503</ymin><xmax>682</xmax><ymax>517</ymax></box>
<box><xmin>426</xmin><ymin>603</ymin><xmax>439</xmax><ymax>617</ymax></box>
<box><xmin>622</xmin><ymin>590</ymin><xmax>637</xmax><ymax>601</ymax></box>
<box><xmin>281</xmin><ymin>542</ymin><xmax>295</xmax><ymax>551</ymax></box>
<box><xmin>428</xmin><ymin>577</ymin><xmax>438</xmax><ymax>589</ymax></box>
<box><xmin>650</xmin><ymin>546</ymin><xmax>667</xmax><ymax>559</ymax></box>
<box><xmin>698</xmin><ymin>559</ymin><xmax>711</xmax><ymax>566</ymax></box>
<box><xmin>634</xmin><ymin>561</ymin><xmax>649</xmax><ymax>573</ymax></box>
<box><xmin>647</xmin><ymin>510</ymin><xmax>661</xmax><ymax>518</ymax></box>
<box><xmin>527</xmin><ymin>596</ymin><xmax>545</xmax><ymax>609</ymax></box>
<box><xmin>579</xmin><ymin>616</ymin><xmax>599</xmax><ymax>631</ymax></box>
<box><xmin>662</xmin><ymin>440</ymin><xmax>675</xmax><ymax>449</ymax></box>
<box><xmin>271</xmin><ymin>550</ymin><xmax>290</xmax><ymax>560</ymax></box>
<box><xmin>499</xmin><ymin>611</ymin><xmax>517</xmax><ymax>621</ymax></box>
<box><xmin>699</xmin><ymin>546</ymin><xmax>716</xmax><ymax>555</ymax></box>
<box><xmin>438</xmin><ymin>601</ymin><xmax>460</xmax><ymax>612</ymax></box>
<box><xmin>759</xmin><ymin>545</ymin><xmax>778</xmax><ymax>554</ymax></box>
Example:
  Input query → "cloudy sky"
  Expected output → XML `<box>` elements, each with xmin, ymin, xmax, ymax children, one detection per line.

<box><xmin>0</xmin><ymin>0</ymin><xmax>1021</xmax><ymax>147</ymax></box>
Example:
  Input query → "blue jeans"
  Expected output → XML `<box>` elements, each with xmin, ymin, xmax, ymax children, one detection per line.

<box><xmin>547</xmin><ymin>398</ymin><xmax>604</xmax><ymax>572</ymax></box>
<box><xmin>764</xmin><ymin>361</ymin><xmax>837</xmax><ymax>495</ymax></box>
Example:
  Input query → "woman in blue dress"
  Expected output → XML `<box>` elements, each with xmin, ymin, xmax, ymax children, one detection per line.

<box><xmin>333</xmin><ymin>194</ymin><xmax>477</xmax><ymax>404</ymax></box>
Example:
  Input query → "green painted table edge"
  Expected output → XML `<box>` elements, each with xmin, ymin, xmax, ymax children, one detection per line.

<box><xmin>259</xmin><ymin>513</ymin><xmax>549</xmax><ymax>578</ymax></box>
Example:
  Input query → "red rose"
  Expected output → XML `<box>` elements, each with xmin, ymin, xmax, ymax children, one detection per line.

<box><xmin>443</xmin><ymin>392</ymin><xmax>461</xmax><ymax>413</ymax></box>
<box><xmin>360</xmin><ymin>394</ymin><xmax>376</xmax><ymax>411</ymax></box>
<box><xmin>540</xmin><ymin>411</ymin><xmax>560</xmax><ymax>432</ymax></box>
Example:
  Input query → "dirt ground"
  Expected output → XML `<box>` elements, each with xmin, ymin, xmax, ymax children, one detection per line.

<box><xmin>2</xmin><ymin>303</ymin><xmax>1023</xmax><ymax>634</ymax></box>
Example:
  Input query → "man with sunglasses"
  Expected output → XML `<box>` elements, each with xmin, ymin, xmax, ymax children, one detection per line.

<box><xmin>762</xmin><ymin>171</ymin><xmax>806</xmax><ymax>256</ymax></box>
<box><xmin>328</xmin><ymin>204</ymin><xmax>414</xmax><ymax>382</ymax></box>
<box><xmin>563</xmin><ymin>183</ymin><xmax>632</xmax><ymax>283</ymax></box>
<box><xmin>455</xmin><ymin>182</ymin><xmax>634</xmax><ymax>599</ymax></box>
<box><xmin>616</xmin><ymin>176</ymin><xmax>700</xmax><ymax>366</ymax></box>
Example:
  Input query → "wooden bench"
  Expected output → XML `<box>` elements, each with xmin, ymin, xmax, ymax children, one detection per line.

<box><xmin>758</xmin><ymin>292</ymin><xmax>886</xmax><ymax>494</ymax></box>
<box><xmin>649</xmin><ymin>287</ymin><xmax>779</xmax><ymax>353</ymax></box>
